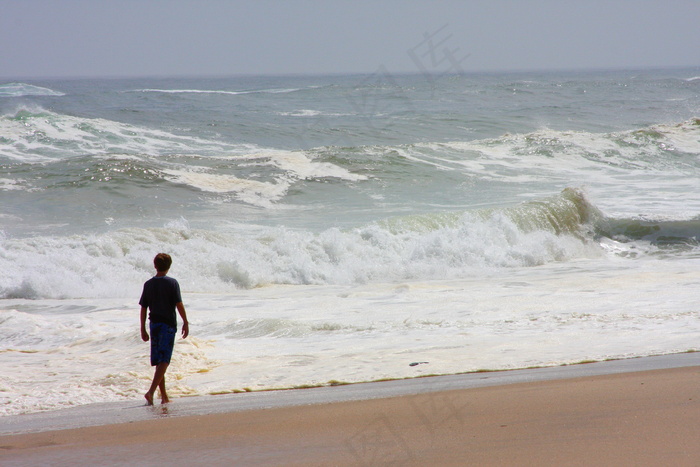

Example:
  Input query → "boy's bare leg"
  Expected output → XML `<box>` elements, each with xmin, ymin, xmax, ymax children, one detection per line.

<box><xmin>145</xmin><ymin>362</ymin><xmax>169</xmax><ymax>406</ymax></box>
<box><xmin>159</xmin><ymin>377</ymin><xmax>170</xmax><ymax>404</ymax></box>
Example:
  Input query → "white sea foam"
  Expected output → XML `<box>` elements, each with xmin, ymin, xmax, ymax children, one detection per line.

<box><xmin>0</xmin><ymin>303</ymin><xmax>215</xmax><ymax>415</ymax></box>
<box><xmin>0</xmin><ymin>109</ymin><xmax>366</xmax><ymax>209</ymax></box>
<box><xmin>276</xmin><ymin>109</ymin><xmax>352</xmax><ymax>117</ymax></box>
<box><xmin>163</xmin><ymin>168</ymin><xmax>290</xmax><ymax>206</ymax></box>
<box><xmin>0</xmin><ymin>107</ymin><xmax>255</xmax><ymax>162</ymax></box>
<box><xmin>413</xmin><ymin>122</ymin><xmax>700</xmax><ymax>217</ymax></box>
<box><xmin>277</xmin><ymin>109</ymin><xmax>324</xmax><ymax>117</ymax></box>
<box><xmin>130</xmin><ymin>86</ymin><xmax>312</xmax><ymax>96</ymax></box>
<box><xmin>0</xmin><ymin>189</ymin><xmax>606</xmax><ymax>302</ymax></box>
<box><xmin>1</xmin><ymin>256</ymin><xmax>698</xmax><ymax>416</ymax></box>
<box><xmin>0</xmin><ymin>178</ymin><xmax>27</xmax><ymax>191</ymax></box>
<box><xmin>0</xmin><ymin>83</ymin><xmax>65</xmax><ymax>98</ymax></box>
<box><xmin>238</xmin><ymin>150</ymin><xmax>367</xmax><ymax>181</ymax></box>
<box><xmin>160</xmin><ymin>149</ymin><xmax>366</xmax><ymax>205</ymax></box>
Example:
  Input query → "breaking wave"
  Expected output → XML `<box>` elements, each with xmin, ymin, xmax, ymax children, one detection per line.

<box><xmin>0</xmin><ymin>188</ymin><xmax>612</xmax><ymax>299</ymax></box>
<box><xmin>0</xmin><ymin>83</ymin><xmax>65</xmax><ymax>98</ymax></box>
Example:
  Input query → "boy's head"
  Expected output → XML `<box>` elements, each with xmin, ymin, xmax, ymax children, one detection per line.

<box><xmin>154</xmin><ymin>253</ymin><xmax>172</xmax><ymax>272</ymax></box>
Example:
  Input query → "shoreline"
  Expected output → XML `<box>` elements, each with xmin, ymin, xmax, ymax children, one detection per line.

<box><xmin>1</xmin><ymin>354</ymin><xmax>698</xmax><ymax>465</ymax></box>
<box><xmin>1</xmin><ymin>351</ymin><xmax>698</xmax><ymax>437</ymax></box>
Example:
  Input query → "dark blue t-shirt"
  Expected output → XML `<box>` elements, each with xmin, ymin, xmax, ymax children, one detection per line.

<box><xmin>139</xmin><ymin>275</ymin><xmax>182</xmax><ymax>329</ymax></box>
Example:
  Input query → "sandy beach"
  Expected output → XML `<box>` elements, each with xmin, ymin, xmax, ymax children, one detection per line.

<box><xmin>1</xmin><ymin>355</ymin><xmax>699</xmax><ymax>466</ymax></box>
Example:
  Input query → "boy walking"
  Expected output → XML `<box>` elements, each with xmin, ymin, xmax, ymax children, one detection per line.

<box><xmin>139</xmin><ymin>253</ymin><xmax>189</xmax><ymax>405</ymax></box>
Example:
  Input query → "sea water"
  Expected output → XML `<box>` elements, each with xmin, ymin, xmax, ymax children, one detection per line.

<box><xmin>1</xmin><ymin>69</ymin><xmax>699</xmax><ymax>416</ymax></box>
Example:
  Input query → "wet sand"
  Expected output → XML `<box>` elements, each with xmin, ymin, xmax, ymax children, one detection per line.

<box><xmin>1</xmin><ymin>362</ymin><xmax>699</xmax><ymax>466</ymax></box>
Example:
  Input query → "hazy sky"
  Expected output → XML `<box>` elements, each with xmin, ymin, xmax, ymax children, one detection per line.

<box><xmin>2</xmin><ymin>0</ymin><xmax>699</xmax><ymax>79</ymax></box>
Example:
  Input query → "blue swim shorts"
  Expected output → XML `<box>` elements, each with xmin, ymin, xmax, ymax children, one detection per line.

<box><xmin>150</xmin><ymin>322</ymin><xmax>176</xmax><ymax>366</ymax></box>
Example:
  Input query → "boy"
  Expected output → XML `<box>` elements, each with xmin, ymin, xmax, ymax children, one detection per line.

<box><xmin>139</xmin><ymin>253</ymin><xmax>189</xmax><ymax>405</ymax></box>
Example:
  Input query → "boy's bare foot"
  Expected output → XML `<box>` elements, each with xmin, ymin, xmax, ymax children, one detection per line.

<box><xmin>161</xmin><ymin>396</ymin><xmax>170</xmax><ymax>404</ymax></box>
<box><xmin>144</xmin><ymin>392</ymin><xmax>154</xmax><ymax>406</ymax></box>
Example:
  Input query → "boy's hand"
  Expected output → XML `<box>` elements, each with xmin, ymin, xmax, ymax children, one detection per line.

<box><xmin>141</xmin><ymin>328</ymin><xmax>149</xmax><ymax>342</ymax></box>
<box><xmin>181</xmin><ymin>322</ymin><xmax>189</xmax><ymax>339</ymax></box>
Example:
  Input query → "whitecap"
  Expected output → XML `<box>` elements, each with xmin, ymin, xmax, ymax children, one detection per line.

<box><xmin>162</xmin><ymin>168</ymin><xmax>290</xmax><ymax>207</ymax></box>
<box><xmin>129</xmin><ymin>86</ymin><xmax>312</xmax><ymax>96</ymax></box>
<box><xmin>0</xmin><ymin>83</ymin><xmax>65</xmax><ymax>98</ymax></box>
<box><xmin>240</xmin><ymin>150</ymin><xmax>367</xmax><ymax>182</ymax></box>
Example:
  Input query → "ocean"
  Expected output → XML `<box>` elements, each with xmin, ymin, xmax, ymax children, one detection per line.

<box><xmin>1</xmin><ymin>68</ymin><xmax>699</xmax><ymax>416</ymax></box>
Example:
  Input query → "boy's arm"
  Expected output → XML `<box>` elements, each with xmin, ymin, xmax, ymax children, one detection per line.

<box><xmin>140</xmin><ymin>306</ymin><xmax>149</xmax><ymax>341</ymax></box>
<box><xmin>176</xmin><ymin>302</ymin><xmax>189</xmax><ymax>338</ymax></box>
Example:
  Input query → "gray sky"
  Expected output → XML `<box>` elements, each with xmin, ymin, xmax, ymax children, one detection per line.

<box><xmin>2</xmin><ymin>0</ymin><xmax>699</xmax><ymax>79</ymax></box>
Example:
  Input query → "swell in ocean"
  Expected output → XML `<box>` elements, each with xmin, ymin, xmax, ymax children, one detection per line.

<box><xmin>1</xmin><ymin>71</ymin><xmax>699</xmax><ymax>417</ymax></box>
<box><xmin>2</xmin><ymin>186</ymin><xmax>699</xmax><ymax>302</ymax></box>
<box><xmin>1</xmin><ymin>102</ymin><xmax>699</xmax><ymax>225</ymax></box>
<box><xmin>1</xmin><ymin>94</ymin><xmax>700</xmax><ymax>300</ymax></box>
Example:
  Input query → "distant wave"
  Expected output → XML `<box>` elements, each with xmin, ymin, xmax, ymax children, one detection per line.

<box><xmin>685</xmin><ymin>76</ymin><xmax>700</xmax><ymax>82</ymax></box>
<box><xmin>130</xmin><ymin>86</ymin><xmax>318</xmax><ymax>96</ymax></box>
<box><xmin>0</xmin><ymin>83</ymin><xmax>65</xmax><ymax>98</ymax></box>
<box><xmin>276</xmin><ymin>109</ymin><xmax>352</xmax><ymax>117</ymax></box>
<box><xmin>0</xmin><ymin>107</ymin><xmax>255</xmax><ymax>163</ymax></box>
<box><xmin>435</xmin><ymin>118</ymin><xmax>700</xmax><ymax>175</ymax></box>
<box><xmin>0</xmin><ymin>107</ymin><xmax>367</xmax><ymax>207</ymax></box>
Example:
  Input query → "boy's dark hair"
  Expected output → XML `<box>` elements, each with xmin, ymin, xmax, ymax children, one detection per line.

<box><xmin>154</xmin><ymin>253</ymin><xmax>173</xmax><ymax>272</ymax></box>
